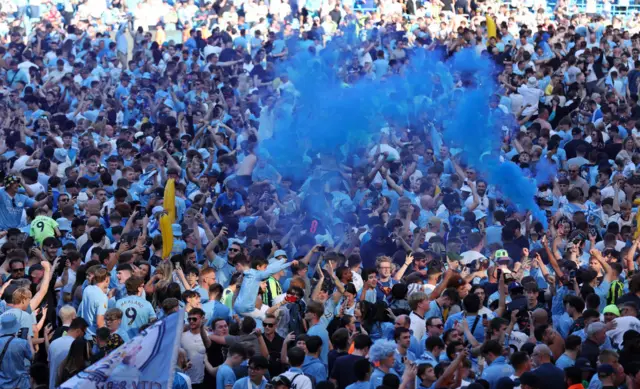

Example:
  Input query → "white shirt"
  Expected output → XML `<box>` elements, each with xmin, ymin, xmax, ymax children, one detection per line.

<box><xmin>351</xmin><ymin>270</ymin><xmax>364</xmax><ymax>292</ymax></box>
<box><xmin>60</xmin><ymin>268</ymin><xmax>77</xmax><ymax>294</ymax></box>
<box><xmin>517</xmin><ymin>85</ymin><xmax>544</xmax><ymax>116</ymax></box>
<box><xmin>181</xmin><ymin>331</ymin><xmax>206</xmax><ymax>384</ymax></box>
<box><xmin>594</xmin><ymin>240</ymin><xmax>626</xmax><ymax>252</ymax></box>
<box><xmin>601</xmin><ymin>186</ymin><xmax>626</xmax><ymax>202</ymax></box>
<box><xmin>25</xmin><ymin>182</ymin><xmax>45</xmax><ymax>197</ymax></box>
<box><xmin>607</xmin><ymin>316</ymin><xmax>640</xmax><ymax>347</ymax></box>
<box><xmin>464</xmin><ymin>194</ymin><xmax>489</xmax><ymax>212</ymax></box>
<box><xmin>11</xmin><ymin>155</ymin><xmax>29</xmax><ymax>173</ymax></box>
<box><xmin>409</xmin><ymin>311</ymin><xmax>426</xmax><ymax>341</ymax></box>
<box><xmin>49</xmin><ymin>335</ymin><xmax>75</xmax><ymax>389</ymax></box>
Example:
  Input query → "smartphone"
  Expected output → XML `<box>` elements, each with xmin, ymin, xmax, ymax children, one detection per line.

<box><xmin>569</xmin><ymin>270</ymin><xmax>576</xmax><ymax>279</ymax></box>
<box><xmin>317</xmin><ymin>246</ymin><xmax>326</xmax><ymax>252</ymax></box>
<box><xmin>355</xmin><ymin>322</ymin><xmax>362</xmax><ymax>332</ymax></box>
<box><xmin>18</xmin><ymin>328</ymin><xmax>28</xmax><ymax>339</ymax></box>
<box><xmin>284</xmin><ymin>295</ymin><xmax>299</xmax><ymax>303</ymax></box>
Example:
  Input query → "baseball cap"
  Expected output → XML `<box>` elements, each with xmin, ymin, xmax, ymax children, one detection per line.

<box><xmin>56</xmin><ymin>218</ymin><xmax>72</xmax><ymax>232</ymax></box>
<box><xmin>447</xmin><ymin>252</ymin><xmax>463</xmax><ymax>262</ymax></box>
<box><xmin>54</xmin><ymin>148</ymin><xmax>68</xmax><ymax>163</ymax></box>
<box><xmin>597</xmin><ymin>364</ymin><xmax>614</xmax><ymax>376</ymax></box>
<box><xmin>473</xmin><ymin>210</ymin><xmax>487</xmax><ymax>221</ymax></box>
<box><xmin>273</xmin><ymin>250</ymin><xmax>287</xmax><ymax>259</ymax></box>
<box><xmin>494</xmin><ymin>249</ymin><xmax>510</xmax><ymax>260</ymax></box>
<box><xmin>575</xmin><ymin>357</ymin><xmax>594</xmax><ymax>371</ymax></box>
<box><xmin>508</xmin><ymin>282</ymin><xmax>523</xmax><ymax>291</ymax></box>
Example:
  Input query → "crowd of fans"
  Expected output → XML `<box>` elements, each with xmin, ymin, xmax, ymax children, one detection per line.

<box><xmin>5</xmin><ymin>0</ymin><xmax>640</xmax><ymax>389</ymax></box>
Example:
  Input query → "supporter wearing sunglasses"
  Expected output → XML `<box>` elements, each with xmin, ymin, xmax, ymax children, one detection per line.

<box><xmin>182</xmin><ymin>308</ymin><xmax>208</xmax><ymax>387</ymax></box>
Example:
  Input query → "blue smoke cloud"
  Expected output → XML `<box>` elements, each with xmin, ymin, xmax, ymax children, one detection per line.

<box><xmin>535</xmin><ymin>157</ymin><xmax>558</xmax><ymax>186</ymax></box>
<box><xmin>259</xmin><ymin>34</ymin><xmax>547</xmax><ymax>227</ymax></box>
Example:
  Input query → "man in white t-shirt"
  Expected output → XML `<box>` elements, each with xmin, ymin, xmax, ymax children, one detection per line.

<box><xmin>517</xmin><ymin>77</ymin><xmax>544</xmax><ymax>116</ymax></box>
<box><xmin>460</xmin><ymin>233</ymin><xmax>487</xmax><ymax>266</ymax></box>
<box><xmin>181</xmin><ymin>308</ymin><xmax>210</xmax><ymax>387</ymax></box>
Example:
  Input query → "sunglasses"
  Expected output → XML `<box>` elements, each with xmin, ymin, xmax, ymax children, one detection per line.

<box><xmin>229</xmin><ymin>248</ymin><xmax>240</xmax><ymax>252</ymax></box>
<box><xmin>263</xmin><ymin>323</ymin><xmax>275</xmax><ymax>327</ymax></box>
<box><xmin>430</xmin><ymin>324</ymin><xmax>444</xmax><ymax>328</ymax></box>
<box><xmin>11</xmin><ymin>268</ymin><xmax>24</xmax><ymax>272</ymax></box>
<box><xmin>187</xmin><ymin>317</ymin><xmax>199</xmax><ymax>322</ymax></box>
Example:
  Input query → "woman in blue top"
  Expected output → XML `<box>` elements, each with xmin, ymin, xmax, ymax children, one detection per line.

<box><xmin>360</xmin><ymin>301</ymin><xmax>394</xmax><ymax>341</ymax></box>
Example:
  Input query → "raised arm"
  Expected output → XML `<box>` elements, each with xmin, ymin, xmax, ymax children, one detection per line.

<box><xmin>256</xmin><ymin>259</ymin><xmax>297</xmax><ymax>280</ymax></box>
<box><xmin>30</xmin><ymin>260</ymin><xmax>53</xmax><ymax>311</ymax></box>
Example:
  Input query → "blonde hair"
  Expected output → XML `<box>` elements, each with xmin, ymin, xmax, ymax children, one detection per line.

<box><xmin>12</xmin><ymin>287</ymin><xmax>32</xmax><ymax>305</ymax></box>
<box><xmin>376</xmin><ymin>256</ymin><xmax>396</xmax><ymax>273</ymax></box>
<box><xmin>93</xmin><ymin>267</ymin><xmax>109</xmax><ymax>284</ymax></box>
<box><xmin>156</xmin><ymin>261</ymin><xmax>174</xmax><ymax>284</ymax></box>
<box><xmin>58</xmin><ymin>305</ymin><xmax>77</xmax><ymax>322</ymax></box>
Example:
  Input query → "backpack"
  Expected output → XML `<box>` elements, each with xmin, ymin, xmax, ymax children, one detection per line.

<box><xmin>608</xmin><ymin>280</ymin><xmax>625</xmax><ymax>306</ymax></box>
<box><xmin>291</xmin><ymin>373</ymin><xmax>316</xmax><ymax>389</ymax></box>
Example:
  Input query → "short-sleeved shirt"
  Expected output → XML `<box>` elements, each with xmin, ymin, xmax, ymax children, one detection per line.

<box><xmin>225</xmin><ymin>334</ymin><xmax>261</xmax><ymax>356</ymax></box>
<box><xmin>78</xmin><ymin>285</ymin><xmax>108</xmax><ymax>337</ymax></box>
<box><xmin>215</xmin><ymin>192</ymin><xmax>244</xmax><ymax>212</ymax></box>
<box><xmin>233</xmin><ymin>376</ymin><xmax>268</xmax><ymax>389</ymax></box>
<box><xmin>49</xmin><ymin>335</ymin><xmax>74</xmax><ymax>389</ymax></box>
<box><xmin>30</xmin><ymin>215</ymin><xmax>58</xmax><ymax>245</ymax></box>
<box><xmin>307</xmin><ymin>323</ymin><xmax>329</xmax><ymax>365</ymax></box>
<box><xmin>115</xmin><ymin>295</ymin><xmax>156</xmax><ymax>339</ymax></box>
<box><xmin>0</xmin><ymin>309</ymin><xmax>35</xmax><ymax>337</ymax></box>
<box><xmin>0</xmin><ymin>335</ymin><xmax>32</xmax><ymax>389</ymax></box>
<box><xmin>182</xmin><ymin>331</ymin><xmax>206</xmax><ymax>384</ymax></box>
<box><xmin>0</xmin><ymin>189</ymin><xmax>34</xmax><ymax>230</ymax></box>
<box><xmin>216</xmin><ymin>364</ymin><xmax>236</xmax><ymax>389</ymax></box>
<box><xmin>202</xmin><ymin>300</ymin><xmax>231</xmax><ymax>326</ymax></box>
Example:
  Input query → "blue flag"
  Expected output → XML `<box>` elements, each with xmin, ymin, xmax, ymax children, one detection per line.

<box><xmin>58</xmin><ymin>310</ymin><xmax>184</xmax><ymax>389</ymax></box>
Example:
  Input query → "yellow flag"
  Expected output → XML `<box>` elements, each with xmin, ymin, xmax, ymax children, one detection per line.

<box><xmin>486</xmin><ymin>15</ymin><xmax>497</xmax><ymax>40</ymax></box>
<box><xmin>159</xmin><ymin>213</ymin><xmax>173</xmax><ymax>260</ymax></box>
<box><xmin>164</xmin><ymin>178</ymin><xmax>176</xmax><ymax>223</ymax></box>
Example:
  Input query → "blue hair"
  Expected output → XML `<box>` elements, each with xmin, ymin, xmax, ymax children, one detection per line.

<box><xmin>368</xmin><ymin>339</ymin><xmax>396</xmax><ymax>363</ymax></box>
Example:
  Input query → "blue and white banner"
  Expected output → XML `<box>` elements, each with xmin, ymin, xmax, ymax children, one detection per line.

<box><xmin>58</xmin><ymin>310</ymin><xmax>184</xmax><ymax>389</ymax></box>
